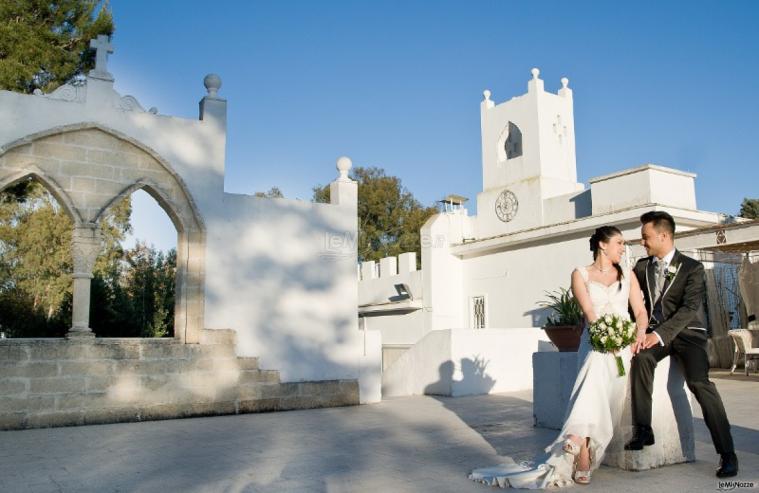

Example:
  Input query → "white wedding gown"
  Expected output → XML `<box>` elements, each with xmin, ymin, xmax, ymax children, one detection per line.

<box><xmin>469</xmin><ymin>266</ymin><xmax>634</xmax><ymax>489</ymax></box>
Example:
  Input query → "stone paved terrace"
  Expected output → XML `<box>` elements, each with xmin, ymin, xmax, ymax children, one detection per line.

<box><xmin>0</xmin><ymin>371</ymin><xmax>756</xmax><ymax>493</ymax></box>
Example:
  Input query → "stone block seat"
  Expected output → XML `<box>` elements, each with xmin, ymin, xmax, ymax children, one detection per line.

<box><xmin>0</xmin><ymin>330</ymin><xmax>359</xmax><ymax>430</ymax></box>
<box><xmin>533</xmin><ymin>351</ymin><xmax>694</xmax><ymax>471</ymax></box>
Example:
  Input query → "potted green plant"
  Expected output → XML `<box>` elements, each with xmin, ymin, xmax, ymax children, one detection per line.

<box><xmin>538</xmin><ymin>287</ymin><xmax>584</xmax><ymax>352</ymax></box>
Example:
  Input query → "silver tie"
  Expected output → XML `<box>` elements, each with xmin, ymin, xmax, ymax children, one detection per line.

<box><xmin>655</xmin><ymin>260</ymin><xmax>667</xmax><ymax>300</ymax></box>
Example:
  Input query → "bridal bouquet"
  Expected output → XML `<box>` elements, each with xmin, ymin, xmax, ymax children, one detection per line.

<box><xmin>588</xmin><ymin>313</ymin><xmax>637</xmax><ymax>377</ymax></box>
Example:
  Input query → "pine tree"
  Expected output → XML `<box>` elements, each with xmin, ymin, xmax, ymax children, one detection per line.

<box><xmin>313</xmin><ymin>167</ymin><xmax>438</xmax><ymax>262</ymax></box>
<box><xmin>0</xmin><ymin>0</ymin><xmax>114</xmax><ymax>94</ymax></box>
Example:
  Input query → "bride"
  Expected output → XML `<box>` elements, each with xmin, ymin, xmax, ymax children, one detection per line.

<box><xmin>470</xmin><ymin>226</ymin><xmax>649</xmax><ymax>488</ymax></box>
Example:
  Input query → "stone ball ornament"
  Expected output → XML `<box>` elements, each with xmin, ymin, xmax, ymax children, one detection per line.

<box><xmin>203</xmin><ymin>74</ymin><xmax>222</xmax><ymax>97</ymax></box>
<box><xmin>495</xmin><ymin>189</ymin><xmax>519</xmax><ymax>222</ymax></box>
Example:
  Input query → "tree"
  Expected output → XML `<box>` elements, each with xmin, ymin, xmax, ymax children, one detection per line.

<box><xmin>120</xmin><ymin>242</ymin><xmax>175</xmax><ymax>338</ymax></box>
<box><xmin>0</xmin><ymin>178</ymin><xmax>132</xmax><ymax>337</ymax></box>
<box><xmin>313</xmin><ymin>167</ymin><xmax>438</xmax><ymax>262</ymax></box>
<box><xmin>0</xmin><ymin>0</ymin><xmax>114</xmax><ymax>94</ymax></box>
<box><xmin>254</xmin><ymin>187</ymin><xmax>284</xmax><ymax>198</ymax></box>
<box><xmin>0</xmin><ymin>179</ymin><xmax>73</xmax><ymax>331</ymax></box>
<box><xmin>739</xmin><ymin>198</ymin><xmax>759</xmax><ymax>220</ymax></box>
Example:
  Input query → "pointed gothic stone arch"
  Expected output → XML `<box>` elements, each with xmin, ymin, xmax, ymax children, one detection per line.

<box><xmin>0</xmin><ymin>124</ymin><xmax>206</xmax><ymax>343</ymax></box>
<box><xmin>0</xmin><ymin>169</ymin><xmax>82</xmax><ymax>226</ymax></box>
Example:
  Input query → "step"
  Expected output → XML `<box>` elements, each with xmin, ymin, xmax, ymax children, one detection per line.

<box><xmin>238</xmin><ymin>369</ymin><xmax>280</xmax><ymax>384</ymax></box>
<box><xmin>199</xmin><ymin>329</ymin><xmax>237</xmax><ymax>346</ymax></box>
<box><xmin>236</xmin><ymin>357</ymin><xmax>259</xmax><ymax>370</ymax></box>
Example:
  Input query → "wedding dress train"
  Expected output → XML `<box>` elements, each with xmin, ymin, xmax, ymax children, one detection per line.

<box><xmin>469</xmin><ymin>266</ymin><xmax>636</xmax><ymax>488</ymax></box>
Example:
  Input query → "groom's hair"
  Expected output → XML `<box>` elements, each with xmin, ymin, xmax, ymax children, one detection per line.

<box><xmin>640</xmin><ymin>211</ymin><xmax>676</xmax><ymax>236</ymax></box>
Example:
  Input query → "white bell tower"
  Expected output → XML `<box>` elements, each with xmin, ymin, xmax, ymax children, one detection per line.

<box><xmin>476</xmin><ymin>68</ymin><xmax>583</xmax><ymax>237</ymax></box>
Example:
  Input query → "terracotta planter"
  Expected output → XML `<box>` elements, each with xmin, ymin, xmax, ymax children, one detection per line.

<box><xmin>543</xmin><ymin>325</ymin><xmax>583</xmax><ymax>352</ymax></box>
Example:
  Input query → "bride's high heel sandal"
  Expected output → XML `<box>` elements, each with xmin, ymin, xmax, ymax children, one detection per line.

<box><xmin>573</xmin><ymin>451</ymin><xmax>592</xmax><ymax>484</ymax></box>
<box><xmin>562</xmin><ymin>439</ymin><xmax>581</xmax><ymax>456</ymax></box>
<box><xmin>574</xmin><ymin>467</ymin><xmax>591</xmax><ymax>485</ymax></box>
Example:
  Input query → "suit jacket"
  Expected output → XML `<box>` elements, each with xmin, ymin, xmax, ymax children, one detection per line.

<box><xmin>633</xmin><ymin>250</ymin><xmax>708</xmax><ymax>346</ymax></box>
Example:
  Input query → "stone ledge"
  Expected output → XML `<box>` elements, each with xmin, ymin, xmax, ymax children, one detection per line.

<box><xmin>1</xmin><ymin>378</ymin><xmax>360</xmax><ymax>430</ymax></box>
<box><xmin>0</xmin><ymin>339</ymin><xmax>359</xmax><ymax>430</ymax></box>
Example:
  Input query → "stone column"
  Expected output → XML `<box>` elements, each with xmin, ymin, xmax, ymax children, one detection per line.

<box><xmin>68</xmin><ymin>224</ymin><xmax>102</xmax><ymax>338</ymax></box>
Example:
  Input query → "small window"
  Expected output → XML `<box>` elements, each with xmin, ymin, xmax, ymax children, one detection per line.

<box><xmin>471</xmin><ymin>296</ymin><xmax>487</xmax><ymax>329</ymax></box>
<box><xmin>505</xmin><ymin>122</ymin><xmax>522</xmax><ymax>159</ymax></box>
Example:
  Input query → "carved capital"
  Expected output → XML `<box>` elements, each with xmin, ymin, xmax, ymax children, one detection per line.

<box><xmin>71</xmin><ymin>225</ymin><xmax>102</xmax><ymax>275</ymax></box>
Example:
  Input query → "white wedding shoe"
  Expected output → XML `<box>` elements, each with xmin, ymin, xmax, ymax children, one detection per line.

<box><xmin>574</xmin><ymin>467</ymin><xmax>591</xmax><ymax>485</ymax></box>
<box><xmin>574</xmin><ymin>454</ymin><xmax>592</xmax><ymax>485</ymax></box>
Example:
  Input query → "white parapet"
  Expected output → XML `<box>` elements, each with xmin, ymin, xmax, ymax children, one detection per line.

<box><xmin>398</xmin><ymin>252</ymin><xmax>417</xmax><ymax>273</ymax></box>
<box><xmin>379</xmin><ymin>256</ymin><xmax>398</xmax><ymax>278</ymax></box>
<box><xmin>382</xmin><ymin>328</ymin><xmax>551</xmax><ymax>398</ymax></box>
<box><xmin>361</xmin><ymin>260</ymin><xmax>377</xmax><ymax>280</ymax></box>
<box><xmin>589</xmin><ymin>164</ymin><xmax>697</xmax><ymax>215</ymax></box>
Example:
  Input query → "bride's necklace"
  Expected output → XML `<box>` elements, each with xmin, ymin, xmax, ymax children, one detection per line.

<box><xmin>594</xmin><ymin>263</ymin><xmax>612</xmax><ymax>273</ymax></box>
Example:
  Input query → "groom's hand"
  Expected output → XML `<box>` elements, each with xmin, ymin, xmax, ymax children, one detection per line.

<box><xmin>641</xmin><ymin>333</ymin><xmax>661</xmax><ymax>349</ymax></box>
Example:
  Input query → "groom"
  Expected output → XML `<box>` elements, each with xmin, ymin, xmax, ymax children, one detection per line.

<box><xmin>627</xmin><ymin>211</ymin><xmax>738</xmax><ymax>478</ymax></box>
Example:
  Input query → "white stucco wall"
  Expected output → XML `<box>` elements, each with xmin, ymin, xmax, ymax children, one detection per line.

<box><xmin>381</xmin><ymin>328</ymin><xmax>550</xmax><ymax>397</ymax></box>
<box><xmin>0</xmin><ymin>81</ymin><xmax>225</xmax><ymax>217</ymax></box>
<box><xmin>203</xmin><ymin>193</ymin><xmax>361</xmax><ymax>382</ymax></box>
<box><xmin>1</xmin><ymin>72</ymin><xmax>363</xmax><ymax>385</ymax></box>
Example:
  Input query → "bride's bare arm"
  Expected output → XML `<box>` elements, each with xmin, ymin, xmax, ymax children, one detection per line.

<box><xmin>628</xmin><ymin>273</ymin><xmax>649</xmax><ymax>353</ymax></box>
<box><xmin>571</xmin><ymin>269</ymin><xmax>596</xmax><ymax>324</ymax></box>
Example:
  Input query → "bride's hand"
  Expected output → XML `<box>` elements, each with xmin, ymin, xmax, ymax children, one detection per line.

<box><xmin>632</xmin><ymin>330</ymin><xmax>646</xmax><ymax>354</ymax></box>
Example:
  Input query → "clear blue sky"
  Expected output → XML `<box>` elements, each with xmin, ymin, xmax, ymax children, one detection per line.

<box><xmin>109</xmin><ymin>1</ymin><xmax>759</xmax><ymax>251</ymax></box>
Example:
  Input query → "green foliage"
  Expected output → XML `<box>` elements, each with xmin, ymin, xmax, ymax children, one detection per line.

<box><xmin>313</xmin><ymin>167</ymin><xmax>438</xmax><ymax>262</ymax></box>
<box><xmin>538</xmin><ymin>287</ymin><xmax>584</xmax><ymax>327</ymax></box>
<box><xmin>253</xmin><ymin>187</ymin><xmax>284</xmax><ymax>198</ymax></box>
<box><xmin>739</xmin><ymin>198</ymin><xmax>759</xmax><ymax>220</ymax></box>
<box><xmin>0</xmin><ymin>179</ymin><xmax>175</xmax><ymax>338</ymax></box>
<box><xmin>0</xmin><ymin>0</ymin><xmax>114</xmax><ymax>94</ymax></box>
<box><xmin>0</xmin><ymin>178</ymin><xmax>73</xmax><ymax>329</ymax></box>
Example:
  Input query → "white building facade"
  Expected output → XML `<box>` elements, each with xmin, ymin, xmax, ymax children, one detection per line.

<box><xmin>360</xmin><ymin>69</ymin><xmax>729</xmax><ymax>396</ymax></box>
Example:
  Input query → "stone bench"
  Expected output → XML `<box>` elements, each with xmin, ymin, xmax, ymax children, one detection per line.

<box><xmin>533</xmin><ymin>351</ymin><xmax>695</xmax><ymax>471</ymax></box>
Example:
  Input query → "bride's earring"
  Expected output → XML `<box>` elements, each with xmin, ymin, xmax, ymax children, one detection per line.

<box><xmin>601</xmin><ymin>249</ymin><xmax>607</xmax><ymax>257</ymax></box>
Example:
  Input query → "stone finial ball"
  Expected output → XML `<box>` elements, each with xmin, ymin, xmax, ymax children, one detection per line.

<box><xmin>204</xmin><ymin>74</ymin><xmax>222</xmax><ymax>96</ymax></box>
<box><xmin>531</xmin><ymin>68</ymin><xmax>540</xmax><ymax>79</ymax></box>
<box><xmin>483</xmin><ymin>89</ymin><xmax>492</xmax><ymax>100</ymax></box>
<box><xmin>337</xmin><ymin>156</ymin><xmax>352</xmax><ymax>173</ymax></box>
<box><xmin>561</xmin><ymin>77</ymin><xmax>569</xmax><ymax>88</ymax></box>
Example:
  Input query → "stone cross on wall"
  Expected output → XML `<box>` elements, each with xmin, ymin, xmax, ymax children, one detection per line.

<box><xmin>89</xmin><ymin>35</ymin><xmax>114</xmax><ymax>81</ymax></box>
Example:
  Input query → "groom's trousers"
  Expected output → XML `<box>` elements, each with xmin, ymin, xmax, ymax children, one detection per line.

<box><xmin>630</xmin><ymin>328</ymin><xmax>735</xmax><ymax>455</ymax></box>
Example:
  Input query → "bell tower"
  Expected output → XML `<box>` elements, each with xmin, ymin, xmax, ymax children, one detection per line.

<box><xmin>476</xmin><ymin>68</ymin><xmax>583</xmax><ymax>237</ymax></box>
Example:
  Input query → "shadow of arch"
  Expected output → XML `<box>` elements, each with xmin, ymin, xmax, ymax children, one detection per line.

<box><xmin>0</xmin><ymin>169</ymin><xmax>82</xmax><ymax>226</ymax></box>
<box><xmin>0</xmin><ymin>123</ymin><xmax>207</xmax><ymax>343</ymax></box>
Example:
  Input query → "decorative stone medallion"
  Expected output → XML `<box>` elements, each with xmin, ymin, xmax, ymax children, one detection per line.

<box><xmin>495</xmin><ymin>189</ymin><xmax>519</xmax><ymax>222</ymax></box>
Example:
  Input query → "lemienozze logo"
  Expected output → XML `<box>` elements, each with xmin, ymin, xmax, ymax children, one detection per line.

<box><xmin>717</xmin><ymin>480</ymin><xmax>757</xmax><ymax>491</ymax></box>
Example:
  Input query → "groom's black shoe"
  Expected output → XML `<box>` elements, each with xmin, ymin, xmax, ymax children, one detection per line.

<box><xmin>716</xmin><ymin>452</ymin><xmax>739</xmax><ymax>478</ymax></box>
<box><xmin>624</xmin><ymin>426</ymin><xmax>655</xmax><ymax>451</ymax></box>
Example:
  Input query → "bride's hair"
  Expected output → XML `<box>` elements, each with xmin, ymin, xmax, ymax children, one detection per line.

<box><xmin>589</xmin><ymin>226</ymin><xmax>624</xmax><ymax>286</ymax></box>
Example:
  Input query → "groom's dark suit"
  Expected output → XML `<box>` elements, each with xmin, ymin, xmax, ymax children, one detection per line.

<box><xmin>631</xmin><ymin>250</ymin><xmax>734</xmax><ymax>455</ymax></box>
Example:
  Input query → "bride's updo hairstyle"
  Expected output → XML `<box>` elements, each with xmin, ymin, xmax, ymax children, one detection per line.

<box><xmin>589</xmin><ymin>226</ymin><xmax>624</xmax><ymax>286</ymax></box>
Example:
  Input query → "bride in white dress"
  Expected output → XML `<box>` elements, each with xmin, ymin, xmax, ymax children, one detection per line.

<box><xmin>470</xmin><ymin>226</ymin><xmax>649</xmax><ymax>488</ymax></box>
